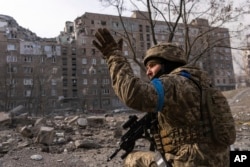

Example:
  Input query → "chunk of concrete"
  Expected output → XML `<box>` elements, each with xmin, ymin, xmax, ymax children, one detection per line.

<box><xmin>86</xmin><ymin>116</ymin><xmax>105</xmax><ymax>127</ymax></box>
<box><xmin>35</xmin><ymin>126</ymin><xmax>55</xmax><ymax>145</ymax></box>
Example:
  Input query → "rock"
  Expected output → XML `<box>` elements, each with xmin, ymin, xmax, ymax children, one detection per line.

<box><xmin>74</xmin><ymin>140</ymin><xmax>102</xmax><ymax>149</ymax></box>
<box><xmin>77</xmin><ymin>118</ymin><xmax>88</xmax><ymax>128</ymax></box>
<box><xmin>35</xmin><ymin>126</ymin><xmax>55</xmax><ymax>145</ymax></box>
<box><xmin>0</xmin><ymin>112</ymin><xmax>11</xmax><ymax>127</ymax></box>
<box><xmin>9</xmin><ymin>105</ymin><xmax>24</xmax><ymax>117</ymax></box>
<box><xmin>67</xmin><ymin>116</ymin><xmax>79</xmax><ymax>125</ymax></box>
<box><xmin>30</xmin><ymin>154</ymin><xmax>43</xmax><ymax>161</ymax></box>
<box><xmin>20</xmin><ymin>126</ymin><xmax>33</xmax><ymax>138</ymax></box>
<box><xmin>87</xmin><ymin>116</ymin><xmax>106</xmax><ymax>127</ymax></box>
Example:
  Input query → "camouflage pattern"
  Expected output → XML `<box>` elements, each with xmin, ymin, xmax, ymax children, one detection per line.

<box><xmin>124</xmin><ymin>151</ymin><xmax>157</xmax><ymax>167</ymax></box>
<box><xmin>143</xmin><ymin>43</ymin><xmax>187</xmax><ymax>66</ymax></box>
<box><xmin>106</xmin><ymin>53</ymin><xmax>231</xmax><ymax>166</ymax></box>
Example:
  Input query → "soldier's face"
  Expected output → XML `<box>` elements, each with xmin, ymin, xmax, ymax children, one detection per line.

<box><xmin>146</xmin><ymin>62</ymin><xmax>162</xmax><ymax>80</ymax></box>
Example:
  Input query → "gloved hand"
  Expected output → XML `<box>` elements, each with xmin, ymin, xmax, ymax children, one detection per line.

<box><xmin>92</xmin><ymin>28</ymin><xmax>123</xmax><ymax>59</ymax></box>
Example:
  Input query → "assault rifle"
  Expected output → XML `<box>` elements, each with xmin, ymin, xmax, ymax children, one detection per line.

<box><xmin>107</xmin><ymin>112</ymin><xmax>157</xmax><ymax>162</ymax></box>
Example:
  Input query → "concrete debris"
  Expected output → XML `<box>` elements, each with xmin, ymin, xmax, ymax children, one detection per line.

<box><xmin>30</xmin><ymin>154</ymin><xmax>43</xmax><ymax>161</ymax></box>
<box><xmin>0</xmin><ymin>88</ymin><xmax>249</xmax><ymax>166</ymax></box>
<box><xmin>35</xmin><ymin>126</ymin><xmax>55</xmax><ymax>145</ymax></box>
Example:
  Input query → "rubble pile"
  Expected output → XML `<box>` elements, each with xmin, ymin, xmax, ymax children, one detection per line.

<box><xmin>0</xmin><ymin>111</ymin><xmax>139</xmax><ymax>167</ymax></box>
<box><xmin>0</xmin><ymin>87</ymin><xmax>249</xmax><ymax>166</ymax></box>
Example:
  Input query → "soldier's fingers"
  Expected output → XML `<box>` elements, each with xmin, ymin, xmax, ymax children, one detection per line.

<box><xmin>92</xmin><ymin>40</ymin><xmax>102</xmax><ymax>51</ymax></box>
<box><xmin>94</xmin><ymin>28</ymin><xmax>106</xmax><ymax>45</ymax></box>
<box><xmin>103</xmin><ymin>28</ymin><xmax>115</xmax><ymax>43</ymax></box>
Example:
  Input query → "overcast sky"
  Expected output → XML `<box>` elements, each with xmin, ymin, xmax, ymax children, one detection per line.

<box><xmin>1</xmin><ymin>0</ymin><xmax>123</xmax><ymax>38</ymax></box>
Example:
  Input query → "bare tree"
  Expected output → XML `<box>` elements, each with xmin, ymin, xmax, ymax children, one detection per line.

<box><xmin>99</xmin><ymin>0</ymin><xmax>250</xmax><ymax>72</ymax></box>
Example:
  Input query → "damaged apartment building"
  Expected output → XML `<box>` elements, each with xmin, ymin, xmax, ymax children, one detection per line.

<box><xmin>0</xmin><ymin>11</ymin><xmax>236</xmax><ymax>115</ymax></box>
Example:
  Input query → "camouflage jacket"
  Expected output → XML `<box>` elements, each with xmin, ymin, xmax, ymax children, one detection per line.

<box><xmin>106</xmin><ymin>53</ymin><xmax>230</xmax><ymax>167</ymax></box>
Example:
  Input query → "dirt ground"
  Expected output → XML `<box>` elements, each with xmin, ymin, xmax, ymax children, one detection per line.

<box><xmin>0</xmin><ymin>87</ymin><xmax>249</xmax><ymax>167</ymax></box>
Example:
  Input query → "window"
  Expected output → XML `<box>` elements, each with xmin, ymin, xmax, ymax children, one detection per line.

<box><xmin>83</xmin><ymin>79</ymin><xmax>88</xmax><ymax>85</ymax></box>
<box><xmin>52</xmin><ymin>67</ymin><xmax>58</xmax><ymax>74</ymax></box>
<box><xmin>101</xmin><ymin>59</ymin><xmax>105</xmax><ymax>64</ymax></box>
<box><xmin>8</xmin><ymin>66</ymin><xmax>17</xmax><ymax>73</ymax></box>
<box><xmin>82</xmin><ymin>58</ymin><xmax>87</xmax><ymax>64</ymax></box>
<box><xmin>62</xmin><ymin>47</ymin><xmax>67</xmax><ymax>55</ymax></box>
<box><xmin>82</xmin><ymin>88</ymin><xmax>87</xmax><ymax>95</ymax></box>
<box><xmin>103</xmin><ymin>78</ymin><xmax>110</xmax><ymax>84</ymax></box>
<box><xmin>140</xmin><ymin>34</ymin><xmax>144</xmax><ymax>41</ymax></box>
<box><xmin>89</xmin><ymin>68</ymin><xmax>96</xmax><ymax>74</ymax></box>
<box><xmin>6</xmin><ymin>55</ymin><xmax>17</xmax><ymax>62</ymax></box>
<box><xmin>7</xmin><ymin>79</ymin><xmax>17</xmax><ymax>86</ymax></box>
<box><xmin>91</xmin><ymin>29</ymin><xmax>94</xmax><ymax>35</ymax></box>
<box><xmin>146</xmin><ymin>34</ymin><xmax>150</xmax><ymax>41</ymax></box>
<box><xmin>8</xmin><ymin>88</ymin><xmax>16</xmax><ymax>97</ymax></box>
<box><xmin>41</xmin><ymin>89</ymin><xmax>46</xmax><ymax>96</ymax></box>
<box><xmin>102</xmin><ymin>89</ymin><xmax>110</xmax><ymax>95</ymax></box>
<box><xmin>101</xmin><ymin>21</ymin><xmax>106</xmax><ymax>25</ymax></box>
<box><xmin>24</xmin><ymin>56</ymin><xmax>32</xmax><ymax>62</ymax></box>
<box><xmin>62</xmin><ymin>58</ymin><xmax>67</xmax><ymax>65</ymax></box>
<box><xmin>41</xmin><ymin>56</ymin><xmax>46</xmax><ymax>63</ymax></box>
<box><xmin>82</xmin><ymin>48</ymin><xmax>86</xmax><ymax>55</ymax></box>
<box><xmin>63</xmin><ymin>79</ymin><xmax>67</xmax><ymax>86</ymax></box>
<box><xmin>92</xmin><ymin>58</ymin><xmax>96</xmax><ymax>65</ymax></box>
<box><xmin>82</xmin><ymin>68</ymin><xmax>87</xmax><ymax>74</ymax></box>
<box><xmin>102</xmin><ymin>99</ymin><xmax>110</xmax><ymax>105</ymax></box>
<box><xmin>52</xmin><ymin>56</ymin><xmax>56</xmax><ymax>63</ymax></box>
<box><xmin>51</xmin><ymin>89</ymin><xmax>57</xmax><ymax>96</ymax></box>
<box><xmin>7</xmin><ymin>44</ymin><xmax>16</xmax><ymax>51</ymax></box>
<box><xmin>24</xmin><ymin>67</ymin><xmax>33</xmax><ymax>73</ymax></box>
<box><xmin>93</xmin><ymin>78</ymin><xmax>97</xmax><ymax>85</ymax></box>
<box><xmin>23</xmin><ymin>79</ymin><xmax>33</xmax><ymax>85</ymax></box>
<box><xmin>72</xmin><ymin>48</ymin><xmax>76</xmax><ymax>55</ymax></box>
<box><xmin>24</xmin><ymin>90</ymin><xmax>31</xmax><ymax>97</ymax></box>
<box><xmin>112</xmin><ymin>22</ymin><xmax>119</xmax><ymax>28</ymax></box>
<box><xmin>51</xmin><ymin>79</ymin><xmax>57</xmax><ymax>85</ymax></box>
<box><xmin>139</xmin><ymin>25</ymin><xmax>143</xmax><ymax>32</ymax></box>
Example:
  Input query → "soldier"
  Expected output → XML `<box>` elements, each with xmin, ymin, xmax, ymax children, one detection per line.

<box><xmin>93</xmin><ymin>28</ymin><xmax>234</xmax><ymax>167</ymax></box>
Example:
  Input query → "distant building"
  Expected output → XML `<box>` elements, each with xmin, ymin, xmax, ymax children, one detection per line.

<box><xmin>0</xmin><ymin>11</ymin><xmax>236</xmax><ymax>114</ymax></box>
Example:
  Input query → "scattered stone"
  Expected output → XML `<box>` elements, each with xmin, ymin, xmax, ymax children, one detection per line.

<box><xmin>74</xmin><ymin>140</ymin><xmax>102</xmax><ymax>149</ymax></box>
<box><xmin>35</xmin><ymin>126</ymin><xmax>55</xmax><ymax>145</ymax></box>
<box><xmin>77</xmin><ymin>118</ymin><xmax>88</xmax><ymax>128</ymax></box>
<box><xmin>87</xmin><ymin>116</ymin><xmax>106</xmax><ymax>127</ymax></box>
<box><xmin>67</xmin><ymin>116</ymin><xmax>79</xmax><ymax>125</ymax></box>
<box><xmin>30</xmin><ymin>154</ymin><xmax>43</xmax><ymax>161</ymax></box>
<box><xmin>20</xmin><ymin>126</ymin><xmax>33</xmax><ymax>138</ymax></box>
<box><xmin>0</xmin><ymin>112</ymin><xmax>11</xmax><ymax>126</ymax></box>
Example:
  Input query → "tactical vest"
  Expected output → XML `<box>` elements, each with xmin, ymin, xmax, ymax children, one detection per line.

<box><xmin>151</xmin><ymin>70</ymin><xmax>236</xmax><ymax>154</ymax></box>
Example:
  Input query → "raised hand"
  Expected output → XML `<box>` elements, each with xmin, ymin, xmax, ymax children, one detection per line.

<box><xmin>93</xmin><ymin>28</ymin><xmax>123</xmax><ymax>59</ymax></box>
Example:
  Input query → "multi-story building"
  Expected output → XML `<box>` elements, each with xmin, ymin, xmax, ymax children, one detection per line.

<box><xmin>0</xmin><ymin>11</ymin><xmax>236</xmax><ymax>114</ymax></box>
<box><xmin>0</xmin><ymin>15</ymin><xmax>63</xmax><ymax>115</ymax></box>
<box><xmin>65</xmin><ymin>11</ymin><xmax>235</xmax><ymax>90</ymax></box>
<box><xmin>241</xmin><ymin>34</ymin><xmax>250</xmax><ymax>86</ymax></box>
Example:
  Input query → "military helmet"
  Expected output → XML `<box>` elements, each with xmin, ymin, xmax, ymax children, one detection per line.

<box><xmin>143</xmin><ymin>43</ymin><xmax>187</xmax><ymax>66</ymax></box>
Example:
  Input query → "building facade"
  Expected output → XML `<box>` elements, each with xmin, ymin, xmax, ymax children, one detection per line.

<box><xmin>0</xmin><ymin>11</ymin><xmax>236</xmax><ymax>114</ymax></box>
